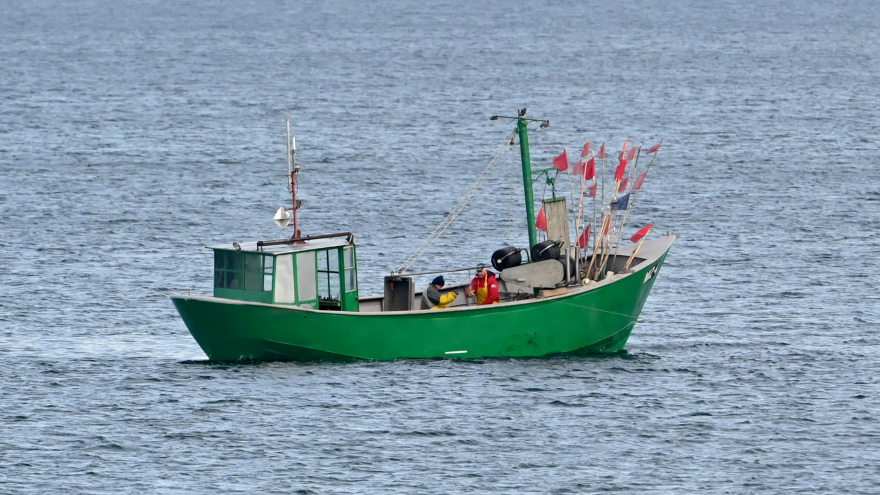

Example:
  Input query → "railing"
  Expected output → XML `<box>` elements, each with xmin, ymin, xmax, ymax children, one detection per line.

<box><xmin>395</xmin><ymin>266</ymin><xmax>484</xmax><ymax>277</ymax></box>
<box><xmin>256</xmin><ymin>232</ymin><xmax>354</xmax><ymax>251</ymax></box>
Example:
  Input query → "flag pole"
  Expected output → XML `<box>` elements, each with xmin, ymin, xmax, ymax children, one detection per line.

<box><xmin>574</xmin><ymin>146</ymin><xmax>593</xmax><ymax>281</ymax></box>
<box><xmin>595</xmin><ymin>140</ymin><xmax>621</xmax><ymax>279</ymax></box>
<box><xmin>625</xmin><ymin>139</ymin><xmax>661</xmax><ymax>217</ymax></box>
<box><xmin>562</xmin><ymin>144</ymin><xmax>579</xmax><ymax>283</ymax></box>
<box><xmin>574</xmin><ymin>159</ymin><xmax>587</xmax><ymax>232</ymax></box>
<box><xmin>611</xmin><ymin>144</ymin><xmax>639</xmax><ymax>246</ymax></box>
<box><xmin>585</xmin><ymin>214</ymin><xmax>609</xmax><ymax>281</ymax></box>
<box><xmin>591</xmin><ymin>144</ymin><xmax>603</xmax><ymax>279</ymax></box>
<box><xmin>586</xmin><ymin>144</ymin><xmax>607</xmax><ymax>281</ymax></box>
<box><xmin>623</xmin><ymin>223</ymin><xmax>654</xmax><ymax>271</ymax></box>
<box><xmin>573</xmin><ymin>153</ymin><xmax>588</xmax><ymax>281</ymax></box>
<box><xmin>601</xmin><ymin>143</ymin><xmax>606</xmax><ymax>226</ymax></box>
<box><xmin>597</xmin><ymin>138</ymin><xmax>627</xmax><ymax>275</ymax></box>
<box><xmin>623</xmin><ymin>238</ymin><xmax>646</xmax><ymax>271</ymax></box>
<box><xmin>595</xmin><ymin>143</ymin><xmax>607</xmax><ymax>279</ymax></box>
<box><xmin>608</xmin><ymin>140</ymin><xmax>661</xmax><ymax>273</ymax></box>
<box><xmin>612</xmin><ymin>139</ymin><xmax>661</xmax><ymax>263</ymax></box>
<box><xmin>610</xmin><ymin>143</ymin><xmax>642</xmax><ymax>269</ymax></box>
<box><xmin>596</xmin><ymin>211</ymin><xmax>615</xmax><ymax>277</ymax></box>
<box><xmin>591</xmin><ymin>175</ymin><xmax>597</xmax><ymax>279</ymax></box>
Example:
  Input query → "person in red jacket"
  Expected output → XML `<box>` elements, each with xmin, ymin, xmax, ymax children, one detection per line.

<box><xmin>467</xmin><ymin>264</ymin><xmax>500</xmax><ymax>305</ymax></box>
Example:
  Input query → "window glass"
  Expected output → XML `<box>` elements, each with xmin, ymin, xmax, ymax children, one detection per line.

<box><xmin>245</xmin><ymin>253</ymin><xmax>262</xmax><ymax>272</ymax></box>
<box><xmin>333</xmin><ymin>275</ymin><xmax>341</xmax><ymax>296</ymax></box>
<box><xmin>345</xmin><ymin>269</ymin><xmax>356</xmax><ymax>292</ymax></box>
<box><xmin>315</xmin><ymin>249</ymin><xmax>339</xmax><ymax>273</ymax></box>
<box><xmin>262</xmin><ymin>255</ymin><xmax>274</xmax><ymax>292</ymax></box>
<box><xmin>226</xmin><ymin>251</ymin><xmax>242</xmax><ymax>271</ymax></box>
<box><xmin>330</xmin><ymin>249</ymin><xmax>339</xmax><ymax>273</ymax></box>
<box><xmin>317</xmin><ymin>249</ymin><xmax>340</xmax><ymax>300</ymax></box>
<box><xmin>318</xmin><ymin>271</ymin><xmax>330</xmax><ymax>298</ymax></box>
<box><xmin>274</xmin><ymin>254</ymin><xmax>296</xmax><ymax>303</ymax></box>
<box><xmin>323</xmin><ymin>272</ymin><xmax>340</xmax><ymax>300</ymax></box>
<box><xmin>296</xmin><ymin>251</ymin><xmax>317</xmax><ymax>301</ymax></box>
<box><xmin>214</xmin><ymin>251</ymin><xmax>226</xmax><ymax>270</ymax></box>
<box><xmin>214</xmin><ymin>251</ymin><xmax>277</xmax><ymax>293</ymax></box>
<box><xmin>317</xmin><ymin>250</ymin><xmax>328</xmax><ymax>272</ymax></box>
<box><xmin>343</xmin><ymin>247</ymin><xmax>356</xmax><ymax>293</ymax></box>
<box><xmin>245</xmin><ymin>271</ymin><xmax>262</xmax><ymax>291</ymax></box>
<box><xmin>226</xmin><ymin>270</ymin><xmax>242</xmax><ymax>290</ymax></box>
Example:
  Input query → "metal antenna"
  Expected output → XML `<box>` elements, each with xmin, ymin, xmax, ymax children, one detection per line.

<box><xmin>286</xmin><ymin>119</ymin><xmax>300</xmax><ymax>237</ymax></box>
<box><xmin>286</xmin><ymin>119</ymin><xmax>292</xmax><ymax>191</ymax></box>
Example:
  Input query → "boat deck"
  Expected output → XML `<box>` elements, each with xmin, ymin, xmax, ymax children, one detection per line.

<box><xmin>357</xmin><ymin>234</ymin><xmax>674</xmax><ymax>314</ymax></box>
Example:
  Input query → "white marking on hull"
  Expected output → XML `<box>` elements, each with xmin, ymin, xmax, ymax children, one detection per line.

<box><xmin>444</xmin><ymin>350</ymin><xmax>467</xmax><ymax>354</ymax></box>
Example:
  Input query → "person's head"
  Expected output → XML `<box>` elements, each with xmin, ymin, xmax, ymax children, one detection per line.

<box><xmin>431</xmin><ymin>275</ymin><xmax>445</xmax><ymax>289</ymax></box>
<box><xmin>476</xmin><ymin>263</ymin><xmax>488</xmax><ymax>277</ymax></box>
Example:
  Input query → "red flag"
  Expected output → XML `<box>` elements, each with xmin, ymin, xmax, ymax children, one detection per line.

<box><xmin>615</xmin><ymin>159</ymin><xmax>627</xmax><ymax>181</ymax></box>
<box><xmin>535</xmin><ymin>208</ymin><xmax>547</xmax><ymax>231</ymax></box>
<box><xmin>626</xmin><ymin>146</ymin><xmax>637</xmax><ymax>161</ymax></box>
<box><xmin>647</xmin><ymin>141</ymin><xmax>662</xmax><ymax>154</ymax></box>
<box><xmin>630</xmin><ymin>223</ymin><xmax>653</xmax><ymax>243</ymax></box>
<box><xmin>618</xmin><ymin>178</ymin><xmax>629</xmax><ymax>192</ymax></box>
<box><xmin>597</xmin><ymin>143</ymin><xmax>605</xmax><ymax>159</ymax></box>
<box><xmin>573</xmin><ymin>159</ymin><xmax>584</xmax><ymax>176</ymax></box>
<box><xmin>553</xmin><ymin>150</ymin><xmax>569</xmax><ymax>171</ymax></box>
<box><xmin>618</xmin><ymin>151</ymin><xmax>624</xmax><ymax>162</ymax></box>
<box><xmin>633</xmin><ymin>172</ymin><xmax>647</xmax><ymax>190</ymax></box>
<box><xmin>581</xmin><ymin>141</ymin><xmax>591</xmax><ymax>157</ymax></box>
<box><xmin>588</xmin><ymin>183</ymin><xmax>597</xmax><ymax>197</ymax></box>
<box><xmin>584</xmin><ymin>157</ymin><xmax>595</xmax><ymax>180</ymax></box>
<box><xmin>577</xmin><ymin>225</ymin><xmax>590</xmax><ymax>248</ymax></box>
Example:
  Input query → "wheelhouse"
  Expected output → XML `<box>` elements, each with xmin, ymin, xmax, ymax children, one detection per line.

<box><xmin>211</xmin><ymin>233</ymin><xmax>358</xmax><ymax>312</ymax></box>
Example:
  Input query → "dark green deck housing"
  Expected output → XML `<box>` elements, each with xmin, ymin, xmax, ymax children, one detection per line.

<box><xmin>211</xmin><ymin>236</ymin><xmax>359</xmax><ymax>312</ymax></box>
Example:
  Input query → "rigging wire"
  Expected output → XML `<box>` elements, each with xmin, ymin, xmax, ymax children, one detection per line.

<box><xmin>506</xmin><ymin>144</ymin><xmax>517</xmax><ymax>244</ymax></box>
<box><xmin>396</xmin><ymin>130</ymin><xmax>517</xmax><ymax>274</ymax></box>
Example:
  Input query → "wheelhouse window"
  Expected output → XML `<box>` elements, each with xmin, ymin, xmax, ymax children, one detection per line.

<box><xmin>343</xmin><ymin>246</ymin><xmax>357</xmax><ymax>292</ymax></box>
<box><xmin>214</xmin><ymin>251</ymin><xmax>273</xmax><ymax>292</ymax></box>
<box><xmin>317</xmin><ymin>249</ymin><xmax>340</xmax><ymax>301</ymax></box>
<box><xmin>262</xmin><ymin>255</ymin><xmax>273</xmax><ymax>291</ymax></box>
<box><xmin>296</xmin><ymin>251</ymin><xmax>316</xmax><ymax>302</ymax></box>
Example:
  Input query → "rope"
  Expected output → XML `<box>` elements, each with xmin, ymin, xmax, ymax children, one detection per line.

<box><xmin>506</xmin><ymin>147</ymin><xmax>516</xmax><ymax>244</ymax></box>
<box><xmin>396</xmin><ymin>131</ymin><xmax>517</xmax><ymax>274</ymax></box>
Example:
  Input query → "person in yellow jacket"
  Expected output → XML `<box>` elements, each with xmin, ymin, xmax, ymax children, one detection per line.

<box><xmin>420</xmin><ymin>276</ymin><xmax>458</xmax><ymax>310</ymax></box>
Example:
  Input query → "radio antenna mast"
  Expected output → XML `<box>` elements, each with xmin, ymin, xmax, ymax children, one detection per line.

<box><xmin>286</xmin><ymin>119</ymin><xmax>301</xmax><ymax>237</ymax></box>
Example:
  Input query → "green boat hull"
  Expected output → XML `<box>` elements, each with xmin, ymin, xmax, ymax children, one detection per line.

<box><xmin>171</xmin><ymin>238</ymin><xmax>673</xmax><ymax>362</ymax></box>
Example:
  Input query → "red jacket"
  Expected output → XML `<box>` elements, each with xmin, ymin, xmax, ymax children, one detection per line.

<box><xmin>469</xmin><ymin>271</ymin><xmax>500</xmax><ymax>305</ymax></box>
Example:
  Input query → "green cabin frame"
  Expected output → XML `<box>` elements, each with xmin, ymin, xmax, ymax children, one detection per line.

<box><xmin>211</xmin><ymin>236</ymin><xmax>359</xmax><ymax>312</ymax></box>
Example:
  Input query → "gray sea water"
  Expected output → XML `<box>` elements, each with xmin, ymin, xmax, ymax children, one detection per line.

<box><xmin>2</xmin><ymin>0</ymin><xmax>880</xmax><ymax>493</ymax></box>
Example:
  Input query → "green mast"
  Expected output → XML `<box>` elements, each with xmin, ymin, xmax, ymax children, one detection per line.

<box><xmin>492</xmin><ymin>109</ymin><xmax>549</xmax><ymax>249</ymax></box>
<box><xmin>517</xmin><ymin>115</ymin><xmax>538</xmax><ymax>248</ymax></box>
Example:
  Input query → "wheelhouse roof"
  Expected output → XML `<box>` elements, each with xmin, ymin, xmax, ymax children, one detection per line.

<box><xmin>208</xmin><ymin>237</ymin><xmax>352</xmax><ymax>255</ymax></box>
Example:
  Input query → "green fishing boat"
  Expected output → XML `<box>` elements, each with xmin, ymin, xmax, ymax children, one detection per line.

<box><xmin>172</xmin><ymin>110</ymin><xmax>674</xmax><ymax>361</ymax></box>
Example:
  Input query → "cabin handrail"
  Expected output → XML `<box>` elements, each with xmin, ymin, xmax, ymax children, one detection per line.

<box><xmin>256</xmin><ymin>232</ymin><xmax>354</xmax><ymax>251</ymax></box>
